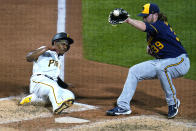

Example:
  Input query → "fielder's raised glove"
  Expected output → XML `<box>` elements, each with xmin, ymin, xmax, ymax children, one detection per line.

<box><xmin>108</xmin><ymin>8</ymin><xmax>129</xmax><ymax>25</ymax></box>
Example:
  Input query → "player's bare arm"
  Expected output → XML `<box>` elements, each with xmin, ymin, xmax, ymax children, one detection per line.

<box><xmin>26</xmin><ymin>46</ymin><xmax>55</xmax><ymax>62</ymax></box>
<box><xmin>125</xmin><ymin>18</ymin><xmax>146</xmax><ymax>31</ymax></box>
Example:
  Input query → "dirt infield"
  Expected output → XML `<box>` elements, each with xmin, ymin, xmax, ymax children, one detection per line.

<box><xmin>0</xmin><ymin>0</ymin><xmax>196</xmax><ymax>130</ymax></box>
<box><xmin>0</xmin><ymin>97</ymin><xmax>97</xmax><ymax>124</ymax></box>
<box><xmin>64</xmin><ymin>116</ymin><xmax>196</xmax><ymax>131</ymax></box>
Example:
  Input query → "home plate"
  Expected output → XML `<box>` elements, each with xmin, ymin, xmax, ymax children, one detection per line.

<box><xmin>55</xmin><ymin>117</ymin><xmax>90</xmax><ymax>123</ymax></box>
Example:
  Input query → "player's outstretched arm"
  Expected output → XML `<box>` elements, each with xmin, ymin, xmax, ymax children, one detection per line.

<box><xmin>124</xmin><ymin>17</ymin><xmax>146</xmax><ymax>32</ymax></box>
<box><xmin>26</xmin><ymin>46</ymin><xmax>55</xmax><ymax>62</ymax></box>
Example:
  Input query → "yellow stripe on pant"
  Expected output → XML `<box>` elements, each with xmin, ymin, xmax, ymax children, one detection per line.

<box><xmin>164</xmin><ymin>58</ymin><xmax>184</xmax><ymax>105</ymax></box>
<box><xmin>32</xmin><ymin>80</ymin><xmax>64</xmax><ymax>106</ymax></box>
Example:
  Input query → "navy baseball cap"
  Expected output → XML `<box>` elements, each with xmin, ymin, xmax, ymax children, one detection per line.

<box><xmin>138</xmin><ymin>3</ymin><xmax>160</xmax><ymax>17</ymax></box>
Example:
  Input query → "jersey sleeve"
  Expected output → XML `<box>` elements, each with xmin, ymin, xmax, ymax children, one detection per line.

<box><xmin>144</xmin><ymin>22</ymin><xmax>159</xmax><ymax>36</ymax></box>
<box><xmin>42</xmin><ymin>51</ymin><xmax>52</xmax><ymax>57</ymax></box>
<box><xmin>36</xmin><ymin>51</ymin><xmax>51</xmax><ymax>63</ymax></box>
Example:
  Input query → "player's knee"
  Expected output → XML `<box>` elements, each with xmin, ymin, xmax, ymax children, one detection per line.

<box><xmin>64</xmin><ymin>89</ymin><xmax>75</xmax><ymax>100</ymax></box>
<box><xmin>128</xmin><ymin>66</ymin><xmax>139</xmax><ymax>79</ymax></box>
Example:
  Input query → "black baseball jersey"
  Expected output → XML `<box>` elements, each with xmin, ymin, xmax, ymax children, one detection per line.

<box><xmin>145</xmin><ymin>20</ymin><xmax>187</xmax><ymax>59</ymax></box>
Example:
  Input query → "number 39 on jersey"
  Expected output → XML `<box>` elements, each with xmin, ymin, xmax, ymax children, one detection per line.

<box><xmin>151</xmin><ymin>41</ymin><xmax>164</xmax><ymax>53</ymax></box>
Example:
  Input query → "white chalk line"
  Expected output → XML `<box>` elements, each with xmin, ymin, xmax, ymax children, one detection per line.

<box><xmin>0</xmin><ymin>96</ymin><xmax>17</xmax><ymax>101</ymax></box>
<box><xmin>0</xmin><ymin>96</ymin><xmax>98</xmax><ymax>110</ymax></box>
<box><xmin>0</xmin><ymin>96</ymin><xmax>98</xmax><ymax>124</ymax></box>
<box><xmin>0</xmin><ymin>114</ymin><xmax>53</xmax><ymax>124</ymax></box>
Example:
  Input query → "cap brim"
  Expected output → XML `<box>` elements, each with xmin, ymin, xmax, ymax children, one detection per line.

<box><xmin>137</xmin><ymin>13</ymin><xmax>149</xmax><ymax>17</ymax></box>
<box><xmin>67</xmin><ymin>38</ymin><xmax>74</xmax><ymax>44</ymax></box>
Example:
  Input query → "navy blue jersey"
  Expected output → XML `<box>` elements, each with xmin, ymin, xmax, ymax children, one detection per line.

<box><xmin>145</xmin><ymin>20</ymin><xmax>187</xmax><ymax>59</ymax></box>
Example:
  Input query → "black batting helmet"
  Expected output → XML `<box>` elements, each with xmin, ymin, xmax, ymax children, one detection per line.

<box><xmin>52</xmin><ymin>32</ymin><xmax>74</xmax><ymax>45</ymax></box>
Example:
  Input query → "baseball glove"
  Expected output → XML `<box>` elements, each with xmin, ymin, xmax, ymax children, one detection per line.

<box><xmin>108</xmin><ymin>8</ymin><xmax>129</xmax><ymax>25</ymax></box>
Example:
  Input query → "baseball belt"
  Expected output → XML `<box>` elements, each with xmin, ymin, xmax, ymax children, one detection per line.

<box><xmin>37</xmin><ymin>74</ymin><xmax>54</xmax><ymax>81</ymax></box>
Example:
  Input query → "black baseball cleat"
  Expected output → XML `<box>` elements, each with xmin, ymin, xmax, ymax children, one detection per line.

<box><xmin>54</xmin><ymin>99</ymin><xmax>74</xmax><ymax>115</ymax></box>
<box><xmin>106</xmin><ymin>106</ymin><xmax>131</xmax><ymax>116</ymax></box>
<box><xmin>168</xmin><ymin>100</ymin><xmax>180</xmax><ymax>119</ymax></box>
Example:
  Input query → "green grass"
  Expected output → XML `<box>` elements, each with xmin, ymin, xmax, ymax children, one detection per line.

<box><xmin>82</xmin><ymin>0</ymin><xmax>196</xmax><ymax>80</ymax></box>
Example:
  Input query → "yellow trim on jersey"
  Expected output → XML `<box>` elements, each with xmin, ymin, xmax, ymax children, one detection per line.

<box><xmin>150</xmin><ymin>24</ymin><xmax>158</xmax><ymax>33</ymax></box>
<box><xmin>164</xmin><ymin>21</ymin><xmax>169</xmax><ymax>26</ymax></box>
<box><xmin>142</xmin><ymin>3</ymin><xmax>150</xmax><ymax>14</ymax></box>
<box><xmin>147</xmin><ymin>36</ymin><xmax>153</xmax><ymax>45</ymax></box>
<box><xmin>164</xmin><ymin>58</ymin><xmax>184</xmax><ymax>105</ymax></box>
<box><xmin>32</xmin><ymin>80</ymin><xmax>64</xmax><ymax>106</ymax></box>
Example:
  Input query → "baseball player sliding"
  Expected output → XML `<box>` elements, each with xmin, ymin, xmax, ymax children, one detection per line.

<box><xmin>19</xmin><ymin>32</ymin><xmax>75</xmax><ymax>115</ymax></box>
<box><xmin>107</xmin><ymin>3</ymin><xmax>190</xmax><ymax>118</ymax></box>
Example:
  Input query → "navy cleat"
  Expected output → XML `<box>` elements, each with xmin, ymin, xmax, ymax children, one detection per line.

<box><xmin>106</xmin><ymin>106</ymin><xmax>131</xmax><ymax>116</ymax></box>
<box><xmin>168</xmin><ymin>100</ymin><xmax>180</xmax><ymax>119</ymax></box>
